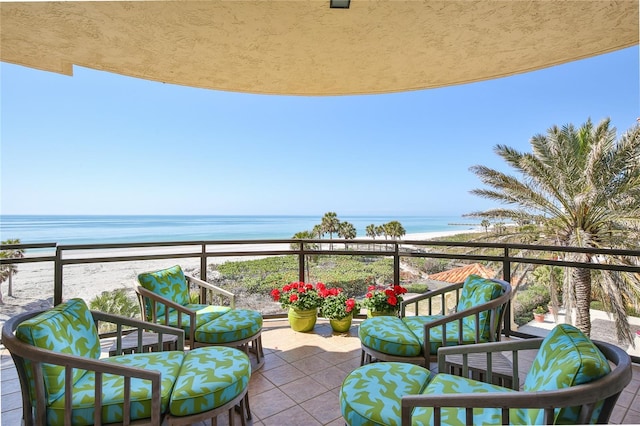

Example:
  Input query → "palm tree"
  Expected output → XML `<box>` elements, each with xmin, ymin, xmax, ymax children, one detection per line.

<box><xmin>385</xmin><ymin>221</ymin><xmax>406</xmax><ymax>240</ymax></box>
<box><xmin>480</xmin><ymin>219</ymin><xmax>491</xmax><ymax>233</ymax></box>
<box><xmin>338</xmin><ymin>221</ymin><xmax>357</xmax><ymax>248</ymax></box>
<box><xmin>467</xmin><ymin>118</ymin><xmax>640</xmax><ymax>344</ymax></box>
<box><xmin>0</xmin><ymin>238</ymin><xmax>25</xmax><ymax>301</ymax></box>
<box><xmin>366</xmin><ymin>224</ymin><xmax>377</xmax><ymax>250</ymax></box>
<box><xmin>291</xmin><ymin>231</ymin><xmax>318</xmax><ymax>281</ymax></box>
<box><xmin>321</xmin><ymin>211</ymin><xmax>340</xmax><ymax>250</ymax></box>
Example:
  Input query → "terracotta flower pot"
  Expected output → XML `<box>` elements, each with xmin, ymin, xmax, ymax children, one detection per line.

<box><xmin>533</xmin><ymin>312</ymin><xmax>546</xmax><ymax>323</ymax></box>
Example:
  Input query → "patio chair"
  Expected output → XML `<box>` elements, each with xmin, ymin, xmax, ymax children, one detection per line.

<box><xmin>2</xmin><ymin>298</ymin><xmax>252</xmax><ymax>426</ymax></box>
<box><xmin>341</xmin><ymin>324</ymin><xmax>632</xmax><ymax>425</ymax></box>
<box><xmin>135</xmin><ymin>264</ymin><xmax>264</xmax><ymax>368</ymax></box>
<box><xmin>359</xmin><ymin>274</ymin><xmax>512</xmax><ymax>366</ymax></box>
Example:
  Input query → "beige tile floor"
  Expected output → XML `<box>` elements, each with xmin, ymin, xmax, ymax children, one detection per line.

<box><xmin>2</xmin><ymin>318</ymin><xmax>640</xmax><ymax>425</ymax></box>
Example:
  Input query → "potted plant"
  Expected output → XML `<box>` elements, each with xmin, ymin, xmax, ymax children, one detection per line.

<box><xmin>362</xmin><ymin>284</ymin><xmax>408</xmax><ymax>317</ymax></box>
<box><xmin>271</xmin><ymin>281</ymin><xmax>324</xmax><ymax>332</ymax></box>
<box><xmin>320</xmin><ymin>287</ymin><xmax>360</xmax><ymax>333</ymax></box>
<box><xmin>533</xmin><ymin>305</ymin><xmax>547</xmax><ymax>323</ymax></box>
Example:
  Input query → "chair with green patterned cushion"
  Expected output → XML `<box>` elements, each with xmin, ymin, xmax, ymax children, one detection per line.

<box><xmin>359</xmin><ymin>274</ymin><xmax>512</xmax><ymax>366</ymax></box>
<box><xmin>2</xmin><ymin>298</ymin><xmax>252</xmax><ymax>426</ymax></box>
<box><xmin>341</xmin><ymin>324</ymin><xmax>632</xmax><ymax>426</ymax></box>
<box><xmin>136</xmin><ymin>264</ymin><xmax>264</xmax><ymax>368</ymax></box>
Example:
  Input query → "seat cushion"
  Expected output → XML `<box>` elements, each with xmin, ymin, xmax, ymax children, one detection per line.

<box><xmin>456</xmin><ymin>275</ymin><xmax>504</xmax><ymax>339</ymax></box>
<box><xmin>359</xmin><ymin>316</ymin><xmax>422</xmax><ymax>357</ymax></box>
<box><xmin>194</xmin><ymin>309</ymin><xmax>263</xmax><ymax>344</ymax></box>
<box><xmin>46</xmin><ymin>351</ymin><xmax>185</xmax><ymax>426</ymax></box>
<box><xmin>15</xmin><ymin>298</ymin><xmax>101</xmax><ymax>404</ymax></box>
<box><xmin>403</xmin><ymin>316</ymin><xmax>483</xmax><ymax>355</ymax></box>
<box><xmin>521</xmin><ymin>324</ymin><xmax>611</xmax><ymax>424</ymax></box>
<box><xmin>340</xmin><ymin>362</ymin><xmax>433</xmax><ymax>426</ymax></box>
<box><xmin>169</xmin><ymin>346</ymin><xmax>250</xmax><ymax>417</ymax></box>
<box><xmin>412</xmin><ymin>373</ymin><xmax>518</xmax><ymax>425</ymax></box>
<box><xmin>162</xmin><ymin>304</ymin><xmax>232</xmax><ymax>335</ymax></box>
<box><xmin>138</xmin><ymin>265</ymin><xmax>190</xmax><ymax>317</ymax></box>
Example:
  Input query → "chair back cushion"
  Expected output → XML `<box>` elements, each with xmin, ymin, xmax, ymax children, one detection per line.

<box><xmin>521</xmin><ymin>324</ymin><xmax>611</xmax><ymax>424</ymax></box>
<box><xmin>138</xmin><ymin>265</ymin><xmax>190</xmax><ymax>317</ymax></box>
<box><xmin>456</xmin><ymin>275</ymin><xmax>504</xmax><ymax>338</ymax></box>
<box><xmin>16</xmin><ymin>298</ymin><xmax>101</xmax><ymax>404</ymax></box>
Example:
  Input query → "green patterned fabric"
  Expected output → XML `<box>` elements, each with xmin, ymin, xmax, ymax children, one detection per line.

<box><xmin>455</xmin><ymin>275</ymin><xmax>504</xmax><ymax>338</ymax></box>
<box><xmin>194</xmin><ymin>309</ymin><xmax>263</xmax><ymax>344</ymax></box>
<box><xmin>47</xmin><ymin>351</ymin><xmax>185</xmax><ymax>426</ymax></box>
<box><xmin>520</xmin><ymin>324</ymin><xmax>611</xmax><ymax>424</ymax></box>
<box><xmin>402</xmin><ymin>316</ymin><xmax>481</xmax><ymax>355</ymax></box>
<box><xmin>358</xmin><ymin>316</ymin><xmax>422</xmax><ymax>357</ymax></box>
<box><xmin>162</xmin><ymin>304</ymin><xmax>231</xmax><ymax>334</ymax></box>
<box><xmin>170</xmin><ymin>346</ymin><xmax>250</xmax><ymax>416</ymax></box>
<box><xmin>15</xmin><ymin>298</ymin><xmax>101</xmax><ymax>404</ymax></box>
<box><xmin>138</xmin><ymin>265</ymin><xmax>190</xmax><ymax>318</ymax></box>
<box><xmin>412</xmin><ymin>374</ymin><xmax>519</xmax><ymax>425</ymax></box>
<box><xmin>340</xmin><ymin>362</ymin><xmax>433</xmax><ymax>426</ymax></box>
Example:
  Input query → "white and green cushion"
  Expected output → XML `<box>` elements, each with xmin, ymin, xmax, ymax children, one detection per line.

<box><xmin>358</xmin><ymin>316</ymin><xmax>422</xmax><ymax>357</ymax></box>
<box><xmin>340</xmin><ymin>362</ymin><xmax>433</xmax><ymax>426</ymax></box>
<box><xmin>47</xmin><ymin>351</ymin><xmax>186</xmax><ymax>426</ymax></box>
<box><xmin>412</xmin><ymin>374</ymin><xmax>519</xmax><ymax>425</ymax></box>
<box><xmin>194</xmin><ymin>309</ymin><xmax>263</xmax><ymax>344</ymax></box>
<box><xmin>455</xmin><ymin>275</ymin><xmax>505</xmax><ymax>339</ymax></box>
<box><xmin>520</xmin><ymin>323</ymin><xmax>611</xmax><ymax>424</ymax></box>
<box><xmin>15</xmin><ymin>298</ymin><xmax>101</xmax><ymax>404</ymax></box>
<box><xmin>138</xmin><ymin>265</ymin><xmax>190</xmax><ymax>318</ymax></box>
<box><xmin>170</xmin><ymin>346</ymin><xmax>250</xmax><ymax>417</ymax></box>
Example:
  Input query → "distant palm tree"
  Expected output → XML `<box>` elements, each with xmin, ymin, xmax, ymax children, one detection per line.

<box><xmin>480</xmin><ymin>219</ymin><xmax>491</xmax><ymax>233</ymax></box>
<box><xmin>321</xmin><ymin>211</ymin><xmax>340</xmax><ymax>250</ymax></box>
<box><xmin>366</xmin><ymin>224</ymin><xmax>377</xmax><ymax>250</ymax></box>
<box><xmin>385</xmin><ymin>221</ymin><xmax>406</xmax><ymax>240</ymax></box>
<box><xmin>467</xmin><ymin>118</ymin><xmax>640</xmax><ymax>345</ymax></box>
<box><xmin>338</xmin><ymin>221</ymin><xmax>357</xmax><ymax>248</ymax></box>
<box><xmin>0</xmin><ymin>238</ymin><xmax>25</xmax><ymax>302</ymax></box>
<box><xmin>292</xmin><ymin>231</ymin><xmax>318</xmax><ymax>281</ymax></box>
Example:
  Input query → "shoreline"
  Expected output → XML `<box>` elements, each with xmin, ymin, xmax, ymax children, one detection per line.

<box><xmin>0</xmin><ymin>229</ymin><xmax>480</xmax><ymax>322</ymax></box>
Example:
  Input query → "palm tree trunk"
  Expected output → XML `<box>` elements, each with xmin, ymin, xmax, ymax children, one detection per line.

<box><xmin>572</xmin><ymin>267</ymin><xmax>592</xmax><ymax>337</ymax></box>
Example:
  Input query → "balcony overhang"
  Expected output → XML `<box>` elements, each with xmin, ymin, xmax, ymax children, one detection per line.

<box><xmin>1</xmin><ymin>1</ymin><xmax>638</xmax><ymax>96</ymax></box>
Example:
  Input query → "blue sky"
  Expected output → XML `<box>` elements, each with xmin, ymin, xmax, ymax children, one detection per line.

<box><xmin>1</xmin><ymin>46</ymin><xmax>638</xmax><ymax>217</ymax></box>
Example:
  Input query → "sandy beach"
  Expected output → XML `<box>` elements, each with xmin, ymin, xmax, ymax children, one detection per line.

<box><xmin>0</xmin><ymin>230</ymin><xmax>478</xmax><ymax>323</ymax></box>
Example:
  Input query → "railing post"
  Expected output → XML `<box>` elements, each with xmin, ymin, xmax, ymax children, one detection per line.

<box><xmin>200</xmin><ymin>242</ymin><xmax>207</xmax><ymax>282</ymax></box>
<box><xmin>394</xmin><ymin>242</ymin><xmax>400</xmax><ymax>284</ymax></box>
<box><xmin>298</xmin><ymin>242</ymin><xmax>306</xmax><ymax>282</ymax></box>
<box><xmin>503</xmin><ymin>247</ymin><xmax>512</xmax><ymax>337</ymax></box>
<box><xmin>54</xmin><ymin>246</ymin><xmax>63</xmax><ymax>306</ymax></box>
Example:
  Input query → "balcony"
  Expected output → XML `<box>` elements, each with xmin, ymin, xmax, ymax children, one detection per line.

<box><xmin>1</xmin><ymin>239</ymin><xmax>639</xmax><ymax>424</ymax></box>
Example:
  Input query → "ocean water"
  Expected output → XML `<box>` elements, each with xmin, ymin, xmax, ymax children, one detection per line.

<box><xmin>0</xmin><ymin>215</ymin><xmax>475</xmax><ymax>245</ymax></box>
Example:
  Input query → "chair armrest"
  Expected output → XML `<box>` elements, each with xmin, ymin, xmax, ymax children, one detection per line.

<box><xmin>92</xmin><ymin>310</ymin><xmax>185</xmax><ymax>352</ymax></box>
<box><xmin>186</xmin><ymin>274</ymin><xmax>236</xmax><ymax>309</ymax></box>
<box><xmin>135</xmin><ymin>286</ymin><xmax>198</xmax><ymax>343</ymax></box>
<box><xmin>400</xmin><ymin>282</ymin><xmax>463</xmax><ymax>316</ymax></box>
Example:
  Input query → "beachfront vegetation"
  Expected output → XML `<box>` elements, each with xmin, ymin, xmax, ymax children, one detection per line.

<box><xmin>0</xmin><ymin>238</ymin><xmax>24</xmax><ymax>304</ymax></box>
<box><xmin>90</xmin><ymin>289</ymin><xmax>139</xmax><ymax>331</ymax></box>
<box><xmin>466</xmin><ymin>118</ymin><xmax>640</xmax><ymax>345</ymax></box>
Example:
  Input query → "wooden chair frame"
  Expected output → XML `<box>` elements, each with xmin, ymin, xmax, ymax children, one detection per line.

<box><xmin>400</xmin><ymin>338</ymin><xmax>632</xmax><ymax>425</ymax></box>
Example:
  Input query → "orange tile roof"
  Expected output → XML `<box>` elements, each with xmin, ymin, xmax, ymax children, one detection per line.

<box><xmin>428</xmin><ymin>263</ymin><xmax>495</xmax><ymax>284</ymax></box>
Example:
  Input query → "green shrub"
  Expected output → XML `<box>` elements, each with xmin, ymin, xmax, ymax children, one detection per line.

<box><xmin>89</xmin><ymin>289</ymin><xmax>139</xmax><ymax>332</ymax></box>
